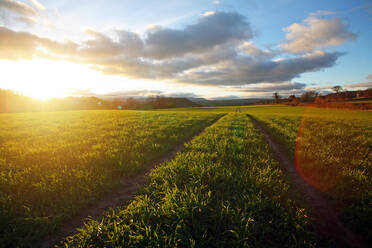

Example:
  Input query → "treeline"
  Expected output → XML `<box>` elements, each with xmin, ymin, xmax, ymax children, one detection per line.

<box><xmin>0</xmin><ymin>89</ymin><xmax>199</xmax><ymax>113</ymax></box>
<box><xmin>276</xmin><ymin>88</ymin><xmax>372</xmax><ymax>109</ymax></box>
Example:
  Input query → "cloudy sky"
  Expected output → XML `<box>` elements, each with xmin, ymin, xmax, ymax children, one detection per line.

<box><xmin>0</xmin><ymin>0</ymin><xmax>371</xmax><ymax>99</ymax></box>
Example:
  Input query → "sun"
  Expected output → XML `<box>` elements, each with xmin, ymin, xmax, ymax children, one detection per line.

<box><xmin>0</xmin><ymin>58</ymin><xmax>112</xmax><ymax>100</ymax></box>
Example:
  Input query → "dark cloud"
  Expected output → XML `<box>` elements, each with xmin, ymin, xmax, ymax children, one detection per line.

<box><xmin>87</xmin><ymin>43</ymin><xmax>238</xmax><ymax>80</ymax></box>
<box><xmin>209</xmin><ymin>95</ymin><xmax>242</xmax><ymax>100</ymax></box>
<box><xmin>79</xmin><ymin>29</ymin><xmax>144</xmax><ymax>59</ymax></box>
<box><xmin>227</xmin><ymin>82</ymin><xmax>308</xmax><ymax>98</ymax></box>
<box><xmin>0</xmin><ymin>11</ymin><xmax>347</xmax><ymax>88</ymax></box>
<box><xmin>235</xmin><ymin>82</ymin><xmax>306</xmax><ymax>92</ymax></box>
<box><xmin>103</xmin><ymin>89</ymin><xmax>163</xmax><ymax>97</ymax></box>
<box><xmin>164</xmin><ymin>92</ymin><xmax>199</xmax><ymax>98</ymax></box>
<box><xmin>0</xmin><ymin>26</ymin><xmax>77</xmax><ymax>60</ymax></box>
<box><xmin>66</xmin><ymin>88</ymin><xmax>199</xmax><ymax>99</ymax></box>
<box><xmin>0</xmin><ymin>26</ymin><xmax>43</xmax><ymax>59</ymax></box>
<box><xmin>178</xmin><ymin>51</ymin><xmax>343</xmax><ymax>85</ymax></box>
<box><xmin>67</xmin><ymin>88</ymin><xmax>163</xmax><ymax>98</ymax></box>
<box><xmin>0</xmin><ymin>0</ymin><xmax>39</xmax><ymax>24</ymax></box>
<box><xmin>144</xmin><ymin>11</ymin><xmax>253</xmax><ymax>59</ymax></box>
<box><xmin>0</xmin><ymin>0</ymin><xmax>37</xmax><ymax>16</ymax></box>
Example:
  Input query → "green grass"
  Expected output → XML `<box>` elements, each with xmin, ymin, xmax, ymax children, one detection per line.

<box><xmin>1</xmin><ymin>105</ymin><xmax>370</xmax><ymax>246</ymax></box>
<box><xmin>245</xmin><ymin>106</ymin><xmax>372</xmax><ymax>242</ymax></box>
<box><xmin>348</xmin><ymin>99</ymin><xmax>372</xmax><ymax>103</ymax></box>
<box><xmin>63</xmin><ymin>114</ymin><xmax>319</xmax><ymax>247</ymax></box>
<box><xmin>154</xmin><ymin>105</ymin><xmax>281</xmax><ymax>113</ymax></box>
<box><xmin>0</xmin><ymin>110</ymin><xmax>221</xmax><ymax>247</ymax></box>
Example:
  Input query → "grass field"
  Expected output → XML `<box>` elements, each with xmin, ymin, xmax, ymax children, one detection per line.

<box><xmin>244</xmin><ymin>106</ymin><xmax>372</xmax><ymax>242</ymax></box>
<box><xmin>0</xmin><ymin>110</ymin><xmax>220</xmax><ymax>247</ymax></box>
<box><xmin>63</xmin><ymin>114</ymin><xmax>319</xmax><ymax>247</ymax></box>
<box><xmin>0</xmin><ymin>106</ymin><xmax>371</xmax><ymax>247</ymax></box>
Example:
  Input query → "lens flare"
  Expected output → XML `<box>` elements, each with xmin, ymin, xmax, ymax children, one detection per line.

<box><xmin>294</xmin><ymin>107</ymin><xmax>369</xmax><ymax>200</ymax></box>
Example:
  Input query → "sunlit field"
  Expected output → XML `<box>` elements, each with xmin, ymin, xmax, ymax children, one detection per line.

<box><xmin>0</xmin><ymin>106</ymin><xmax>371</xmax><ymax>247</ymax></box>
<box><xmin>244</xmin><ymin>106</ymin><xmax>372</xmax><ymax>241</ymax></box>
<box><xmin>63</xmin><ymin>114</ymin><xmax>319</xmax><ymax>247</ymax></box>
<box><xmin>158</xmin><ymin>105</ymin><xmax>372</xmax><ymax>242</ymax></box>
<box><xmin>1</xmin><ymin>0</ymin><xmax>371</xmax><ymax>246</ymax></box>
<box><xmin>0</xmin><ymin>110</ymin><xmax>221</xmax><ymax>246</ymax></box>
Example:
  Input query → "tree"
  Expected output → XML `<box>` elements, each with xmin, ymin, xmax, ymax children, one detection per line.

<box><xmin>288</xmin><ymin>95</ymin><xmax>296</xmax><ymax>102</ymax></box>
<box><xmin>364</xmin><ymin>88</ymin><xmax>372</xmax><ymax>98</ymax></box>
<box><xmin>300</xmin><ymin>91</ymin><xmax>318</xmax><ymax>102</ymax></box>
<box><xmin>332</xmin><ymin>85</ymin><xmax>343</xmax><ymax>94</ymax></box>
<box><xmin>125</xmin><ymin>97</ymin><xmax>137</xmax><ymax>109</ymax></box>
<box><xmin>273</xmin><ymin>92</ymin><xmax>280</xmax><ymax>103</ymax></box>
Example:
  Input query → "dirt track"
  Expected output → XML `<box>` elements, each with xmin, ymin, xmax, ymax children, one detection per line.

<box><xmin>40</xmin><ymin>115</ymin><xmax>224</xmax><ymax>248</ymax></box>
<box><xmin>247</xmin><ymin>114</ymin><xmax>366</xmax><ymax>248</ymax></box>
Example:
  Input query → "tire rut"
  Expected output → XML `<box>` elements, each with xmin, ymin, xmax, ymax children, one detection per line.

<box><xmin>40</xmin><ymin>114</ymin><xmax>224</xmax><ymax>248</ymax></box>
<box><xmin>247</xmin><ymin>114</ymin><xmax>366</xmax><ymax>248</ymax></box>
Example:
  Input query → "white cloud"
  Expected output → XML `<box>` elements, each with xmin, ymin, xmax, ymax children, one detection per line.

<box><xmin>238</xmin><ymin>42</ymin><xmax>276</xmax><ymax>59</ymax></box>
<box><xmin>0</xmin><ymin>10</ymin><xmax>347</xmax><ymax>90</ymax></box>
<box><xmin>281</xmin><ymin>15</ymin><xmax>357</xmax><ymax>53</ymax></box>
<box><xmin>0</xmin><ymin>0</ymin><xmax>37</xmax><ymax>17</ymax></box>
<box><xmin>28</xmin><ymin>0</ymin><xmax>45</xmax><ymax>11</ymax></box>
<box><xmin>202</xmin><ymin>11</ymin><xmax>215</xmax><ymax>17</ymax></box>
<box><xmin>345</xmin><ymin>82</ymin><xmax>372</xmax><ymax>88</ymax></box>
<box><xmin>343</xmin><ymin>74</ymin><xmax>372</xmax><ymax>89</ymax></box>
<box><xmin>0</xmin><ymin>0</ymin><xmax>52</xmax><ymax>26</ymax></box>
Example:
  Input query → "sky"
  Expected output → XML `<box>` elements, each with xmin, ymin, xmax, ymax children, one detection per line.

<box><xmin>0</xmin><ymin>0</ymin><xmax>371</xmax><ymax>100</ymax></box>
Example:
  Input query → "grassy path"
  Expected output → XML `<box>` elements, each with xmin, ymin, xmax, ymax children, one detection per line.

<box><xmin>40</xmin><ymin>115</ymin><xmax>225</xmax><ymax>248</ymax></box>
<box><xmin>247</xmin><ymin>114</ymin><xmax>367</xmax><ymax>248</ymax></box>
<box><xmin>61</xmin><ymin>114</ymin><xmax>319</xmax><ymax>247</ymax></box>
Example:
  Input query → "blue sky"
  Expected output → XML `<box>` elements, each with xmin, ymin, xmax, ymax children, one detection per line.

<box><xmin>0</xmin><ymin>0</ymin><xmax>371</xmax><ymax>99</ymax></box>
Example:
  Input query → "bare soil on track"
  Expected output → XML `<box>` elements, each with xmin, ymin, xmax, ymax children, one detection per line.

<box><xmin>247</xmin><ymin>114</ymin><xmax>366</xmax><ymax>248</ymax></box>
<box><xmin>40</xmin><ymin>115</ymin><xmax>224</xmax><ymax>248</ymax></box>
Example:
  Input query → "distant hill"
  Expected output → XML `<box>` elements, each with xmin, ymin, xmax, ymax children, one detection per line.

<box><xmin>188</xmin><ymin>98</ymin><xmax>267</xmax><ymax>106</ymax></box>
<box><xmin>139</xmin><ymin>97</ymin><xmax>200</xmax><ymax>109</ymax></box>
<box><xmin>0</xmin><ymin>89</ymin><xmax>200</xmax><ymax>113</ymax></box>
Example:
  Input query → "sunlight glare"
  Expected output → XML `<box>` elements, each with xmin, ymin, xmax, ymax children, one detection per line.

<box><xmin>0</xmin><ymin>58</ymin><xmax>115</xmax><ymax>100</ymax></box>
